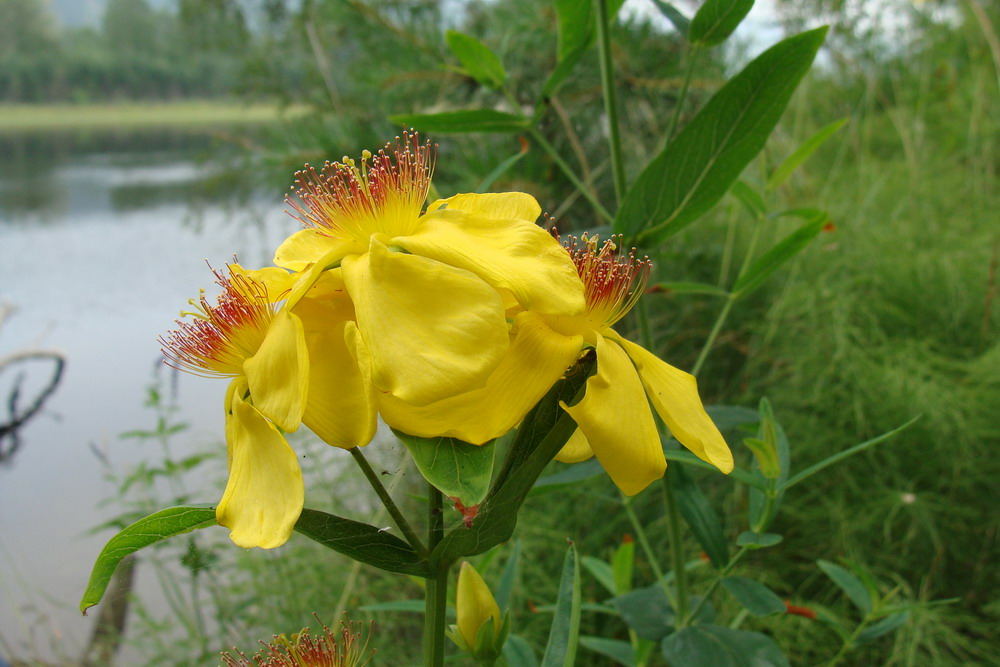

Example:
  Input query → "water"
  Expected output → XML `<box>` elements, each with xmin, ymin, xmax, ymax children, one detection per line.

<box><xmin>0</xmin><ymin>128</ymin><xmax>296</xmax><ymax>662</ymax></box>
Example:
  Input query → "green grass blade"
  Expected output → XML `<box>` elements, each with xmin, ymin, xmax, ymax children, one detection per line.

<box><xmin>766</xmin><ymin>117</ymin><xmax>849</xmax><ymax>190</ymax></box>
<box><xmin>542</xmin><ymin>542</ymin><xmax>582</xmax><ymax>667</ymax></box>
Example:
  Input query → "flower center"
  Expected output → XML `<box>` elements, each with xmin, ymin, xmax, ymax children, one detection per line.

<box><xmin>160</xmin><ymin>267</ymin><xmax>277</xmax><ymax>378</ymax></box>
<box><xmin>564</xmin><ymin>233</ymin><xmax>651</xmax><ymax>329</ymax></box>
<box><xmin>286</xmin><ymin>131</ymin><xmax>434</xmax><ymax>244</ymax></box>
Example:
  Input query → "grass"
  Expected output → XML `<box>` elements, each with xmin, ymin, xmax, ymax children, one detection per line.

<box><xmin>0</xmin><ymin>101</ymin><xmax>309</xmax><ymax>132</ymax></box>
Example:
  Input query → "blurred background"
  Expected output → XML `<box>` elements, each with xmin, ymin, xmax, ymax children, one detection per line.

<box><xmin>0</xmin><ymin>0</ymin><xmax>997</xmax><ymax>664</ymax></box>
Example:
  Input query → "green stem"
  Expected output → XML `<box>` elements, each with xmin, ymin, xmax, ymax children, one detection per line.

<box><xmin>350</xmin><ymin>447</ymin><xmax>428</xmax><ymax>558</ymax></box>
<box><xmin>528</xmin><ymin>128</ymin><xmax>615</xmax><ymax>224</ymax></box>
<box><xmin>684</xmin><ymin>546</ymin><xmax>749</xmax><ymax>624</ymax></box>
<box><xmin>424</xmin><ymin>484</ymin><xmax>449</xmax><ymax>667</ymax></box>
<box><xmin>662</xmin><ymin>475</ymin><xmax>689</xmax><ymax>627</ymax></box>
<box><xmin>621</xmin><ymin>493</ymin><xmax>675</xmax><ymax>608</ymax></box>
<box><xmin>664</xmin><ymin>46</ymin><xmax>701</xmax><ymax>144</ymax></box>
<box><xmin>594</xmin><ymin>0</ymin><xmax>626</xmax><ymax>205</ymax></box>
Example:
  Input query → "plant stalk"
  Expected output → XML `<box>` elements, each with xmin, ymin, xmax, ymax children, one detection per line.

<box><xmin>350</xmin><ymin>447</ymin><xmax>428</xmax><ymax>557</ymax></box>
<box><xmin>594</xmin><ymin>0</ymin><xmax>626</xmax><ymax>206</ymax></box>
<box><xmin>662</xmin><ymin>474</ymin><xmax>689</xmax><ymax>627</ymax></box>
<box><xmin>423</xmin><ymin>483</ymin><xmax>449</xmax><ymax>667</ymax></box>
<box><xmin>528</xmin><ymin>128</ymin><xmax>615</xmax><ymax>224</ymax></box>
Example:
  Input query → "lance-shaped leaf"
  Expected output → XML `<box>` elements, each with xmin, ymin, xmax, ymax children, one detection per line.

<box><xmin>661</xmin><ymin>625</ymin><xmax>790</xmax><ymax>666</ymax></box>
<box><xmin>446</xmin><ymin>30</ymin><xmax>507</xmax><ymax>89</ymax></box>
<box><xmin>669</xmin><ymin>462</ymin><xmax>729</xmax><ymax>568</ymax></box>
<box><xmin>766</xmin><ymin>117</ymin><xmax>848</xmax><ymax>190</ymax></box>
<box><xmin>396</xmin><ymin>431</ymin><xmax>496</xmax><ymax>506</ymax></box>
<box><xmin>293</xmin><ymin>508</ymin><xmax>430</xmax><ymax>577</ymax></box>
<box><xmin>542</xmin><ymin>543</ymin><xmax>582</xmax><ymax>667</ymax></box>
<box><xmin>613</xmin><ymin>585</ymin><xmax>675</xmax><ymax>640</ymax></box>
<box><xmin>81</xmin><ymin>505</ymin><xmax>217</xmax><ymax>614</ymax></box>
<box><xmin>818</xmin><ymin>560</ymin><xmax>873</xmax><ymax>615</ymax></box>
<box><xmin>732</xmin><ymin>209</ymin><xmax>828</xmax><ymax>298</ymax></box>
<box><xmin>431</xmin><ymin>355</ymin><xmax>595</xmax><ymax>563</ymax></box>
<box><xmin>616</xmin><ymin>27</ymin><xmax>828</xmax><ymax>245</ymax></box>
<box><xmin>689</xmin><ymin>0</ymin><xmax>755</xmax><ymax>48</ymax></box>
<box><xmin>721</xmin><ymin>576</ymin><xmax>787</xmax><ymax>616</ymax></box>
<box><xmin>651</xmin><ymin>0</ymin><xmax>691</xmax><ymax>37</ymax></box>
<box><xmin>389</xmin><ymin>109</ymin><xmax>530</xmax><ymax>133</ymax></box>
<box><xmin>857</xmin><ymin>612</ymin><xmax>909</xmax><ymax>644</ymax></box>
<box><xmin>544</xmin><ymin>0</ymin><xmax>627</xmax><ymax>96</ymax></box>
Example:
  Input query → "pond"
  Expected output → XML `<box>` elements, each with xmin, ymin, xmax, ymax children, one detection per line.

<box><xmin>0</xmin><ymin>127</ymin><xmax>296</xmax><ymax>663</ymax></box>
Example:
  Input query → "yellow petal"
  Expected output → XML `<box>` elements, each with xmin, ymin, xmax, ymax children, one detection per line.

<box><xmin>342</xmin><ymin>236</ymin><xmax>508</xmax><ymax>405</ymax></box>
<box><xmin>396</xmin><ymin>208</ymin><xmax>585</xmax><ymax>316</ymax></box>
<box><xmin>380</xmin><ymin>312</ymin><xmax>582</xmax><ymax>443</ymax></box>
<box><xmin>608</xmin><ymin>330</ymin><xmax>734</xmax><ymax>474</ymax></box>
<box><xmin>236</xmin><ymin>264</ymin><xmax>295</xmax><ymax>298</ymax></box>
<box><xmin>428</xmin><ymin>191</ymin><xmax>541</xmax><ymax>221</ymax></box>
<box><xmin>561</xmin><ymin>335</ymin><xmax>665</xmax><ymax>495</ymax></box>
<box><xmin>217</xmin><ymin>386</ymin><xmax>304</xmax><ymax>549</ymax></box>
<box><xmin>242</xmin><ymin>309</ymin><xmax>309</xmax><ymax>432</ymax></box>
<box><xmin>456</xmin><ymin>561</ymin><xmax>502</xmax><ymax>649</ymax></box>
<box><xmin>554</xmin><ymin>428</ymin><xmax>594</xmax><ymax>463</ymax></box>
<box><xmin>302</xmin><ymin>322</ymin><xmax>377</xmax><ymax>449</ymax></box>
<box><xmin>273</xmin><ymin>229</ymin><xmax>363</xmax><ymax>271</ymax></box>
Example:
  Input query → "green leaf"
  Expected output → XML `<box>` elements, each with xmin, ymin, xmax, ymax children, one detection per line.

<box><xmin>743</xmin><ymin>437</ymin><xmax>781</xmax><ymax>479</ymax></box>
<box><xmin>689</xmin><ymin>0</ymin><xmax>755</xmax><ymax>47</ymax></box>
<box><xmin>670</xmin><ymin>462</ymin><xmax>729</xmax><ymax>568</ymax></box>
<box><xmin>611</xmin><ymin>537</ymin><xmax>635</xmax><ymax>595</ymax></box>
<box><xmin>817</xmin><ymin>560</ymin><xmax>873</xmax><ymax>615</ymax></box>
<box><xmin>735</xmin><ymin>531</ymin><xmax>783</xmax><ymax>549</ymax></box>
<box><xmin>81</xmin><ymin>505</ymin><xmax>216</xmax><ymax>613</ymax></box>
<box><xmin>544</xmin><ymin>0</ymin><xmax>626</xmax><ymax>96</ymax></box>
<box><xmin>766</xmin><ymin>117</ymin><xmax>849</xmax><ymax>190</ymax></box>
<box><xmin>731</xmin><ymin>209</ymin><xmax>828</xmax><ymax>298</ymax></box>
<box><xmin>653</xmin><ymin>281</ymin><xmax>730</xmax><ymax>297</ymax></box>
<box><xmin>533</xmin><ymin>459</ymin><xmax>604</xmax><ymax>489</ymax></box>
<box><xmin>664</xmin><ymin>449</ymin><xmax>766</xmax><ymax>490</ymax></box>
<box><xmin>747</xmin><ymin>398</ymin><xmax>791</xmax><ymax>531</ymax></box>
<box><xmin>542</xmin><ymin>542</ymin><xmax>581</xmax><ymax>667</ymax></box>
<box><xmin>721</xmin><ymin>576</ymin><xmax>787</xmax><ymax>616</ymax></box>
<box><xmin>650</xmin><ymin>0</ymin><xmax>690</xmax><ymax>37</ymax></box>
<box><xmin>504</xmin><ymin>634</ymin><xmax>539</xmax><ymax>667</ymax></box>
<box><xmin>431</xmin><ymin>355</ymin><xmax>595</xmax><ymax>563</ymax></box>
<box><xmin>395</xmin><ymin>431</ymin><xmax>495</xmax><ymax>505</ymax></box>
<box><xmin>477</xmin><ymin>147</ymin><xmax>529</xmax><ymax>193</ymax></box>
<box><xmin>616</xmin><ymin>27</ymin><xmax>828</xmax><ymax>245</ymax></box>
<box><xmin>582</xmin><ymin>556</ymin><xmax>617</xmax><ymax>596</ymax></box>
<box><xmin>446</xmin><ymin>30</ymin><xmax>507</xmax><ymax>89</ymax></box>
<box><xmin>389</xmin><ymin>109</ymin><xmax>530</xmax><ymax>133</ymax></box>
<box><xmin>661</xmin><ymin>625</ymin><xmax>789</xmax><ymax>666</ymax></box>
<box><xmin>612</xmin><ymin>585</ymin><xmax>674</xmax><ymax>641</ymax></box>
<box><xmin>730</xmin><ymin>179</ymin><xmax>767</xmax><ymax>219</ymax></box>
<box><xmin>293</xmin><ymin>508</ymin><xmax>430</xmax><ymax>577</ymax></box>
<box><xmin>496</xmin><ymin>540</ymin><xmax>521</xmax><ymax>613</ymax></box>
<box><xmin>781</xmin><ymin>417</ymin><xmax>919</xmax><ymax>491</ymax></box>
<box><xmin>706</xmin><ymin>405</ymin><xmax>760</xmax><ymax>430</ymax></box>
<box><xmin>856</xmin><ymin>612</ymin><xmax>909</xmax><ymax>644</ymax></box>
<box><xmin>579</xmin><ymin>636</ymin><xmax>635</xmax><ymax>666</ymax></box>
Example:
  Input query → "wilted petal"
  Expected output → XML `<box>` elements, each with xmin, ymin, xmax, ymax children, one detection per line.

<box><xmin>397</xmin><ymin>207</ymin><xmax>584</xmax><ymax>316</ymax></box>
<box><xmin>302</xmin><ymin>322</ymin><xmax>377</xmax><ymax>449</ymax></box>
<box><xmin>242</xmin><ymin>309</ymin><xmax>308</xmax><ymax>432</ymax></box>
<box><xmin>342</xmin><ymin>237</ymin><xmax>508</xmax><ymax>405</ymax></box>
<box><xmin>561</xmin><ymin>335</ymin><xmax>665</xmax><ymax>495</ymax></box>
<box><xmin>217</xmin><ymin>383</ymin><xmax>304</xmax><ymax>549</ymax></box>
<box><xmin>608</xmin><ymin>331</ymin><xmax>734</xmax><ymax>474</ymax></box>
<box><xmin>381</xmin><ymin>312</ymin><xmax>583</xmax><ymax>443</ymax></box>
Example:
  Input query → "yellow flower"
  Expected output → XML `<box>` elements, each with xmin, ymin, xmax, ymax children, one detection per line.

<box><xmin>548</xmin><ymin>235</ymin><xmax>734</xmax><ymax>495</ymax></box>
<box><xmin>160</xmin><ymin>265</ymin><xmax>307</xmax><ymax>549</ymax></box>
<box><xmin>276</xmin><ymin>132</ymin><xmax>584</xmax><ymax>406</ymax></box>
<box><xmin>455</xmin><ymin>562</ymin><xmax>503</xmax><ymax>652</ymax></box>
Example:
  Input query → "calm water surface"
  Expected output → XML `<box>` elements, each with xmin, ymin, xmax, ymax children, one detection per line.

<box><xmin>0</xmin><ymin>129</ymin><xmax>294</xmax><ymax>662</ymax></box>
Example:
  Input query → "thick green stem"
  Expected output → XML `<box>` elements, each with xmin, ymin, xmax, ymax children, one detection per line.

<box><xmin>423</xmin><ymin>484</ymin><xmax>449</xmax><ymax>667</ymax></box>
<box><xmin>594</xmin><ymin>0</ymin><xmax>626</xmax><ymax>205</ymax></box>
<box><xmin>661</xmin><ymin>475</ymin><xmax>689</xmax><ymax>627</ymax></box>
<box><xmin>528</xmin><ymin>128</ymin><xmax>614</xmax><ymax>224</ymax></box>
<box><xmin>350</xmin><ymin>447</ymin><xmax>428</xmax><ymax>557</ymax></box>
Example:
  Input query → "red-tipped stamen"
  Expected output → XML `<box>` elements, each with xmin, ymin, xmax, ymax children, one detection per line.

<box><xmin>220</xmin><ymin>615</ymin><xmax>375</xmax><ymax>667</ymax></box>
<box><xmin>160</xmin><ymin>267</ymin><xmax>277</xmax><ymax>379</ymax></box>
<box><xmin>561</xmin><ymin>233</ymin><xmax>651</xmax><ymax>328</ymax></box>
<box><xmin>286</xmin><ymin>130</ymin><xmax>435</xmax><ymax>242</ymax></box>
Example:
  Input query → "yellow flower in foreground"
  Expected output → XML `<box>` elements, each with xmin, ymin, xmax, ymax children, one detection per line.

<box><xmin>455</xmin><ymin>562</ymin><xmax>503</xmax><ymax>652</ymax></box>
<box><xmin>277</xmin><ymin>132</ymin><xmax>584</xmax><ymax>406</ymax></box>
<box><xmin>160</xmin><ymin>265</ymin><xmax>306</xmax><ymax>549</ymax></box>
<box><xmin>548</xmin><ymin>235</ymin><xmax>734</xmax><ymax>495</ymax></box>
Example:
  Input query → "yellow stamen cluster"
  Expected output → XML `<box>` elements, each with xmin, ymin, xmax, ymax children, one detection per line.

<box><xmin>220</xmin><ymin>616</ymin><xmax>375</xmax><ymax>667</ymax></box>
<box><xmin>286</xmin><ymin>130</ymin><xmax>435</xmax><ymax>242</ymax></box>
<box><xmin>159</xmin><ymin>268</ymin><xmax>276</xmax><ymax>378</ymax></box>
<box><xmin>563</xmin><ymin>233</ymin><xmax>651</xmax><ymax>328</ymax></box>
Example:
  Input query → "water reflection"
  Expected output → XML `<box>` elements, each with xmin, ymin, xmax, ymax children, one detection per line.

<box><xmin>0</xmin><ymin>126</ymin><xmax>294</xmax><ymax>663</ymax></box>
